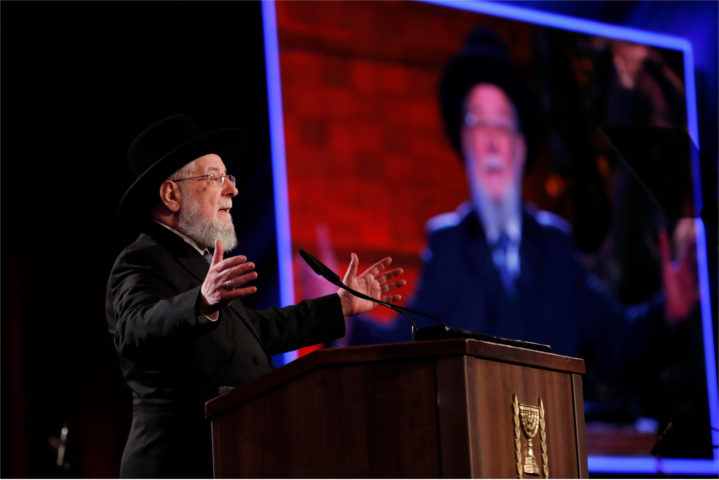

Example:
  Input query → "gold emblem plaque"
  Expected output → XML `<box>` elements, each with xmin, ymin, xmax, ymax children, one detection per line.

<box><xmin>512</xmin><ymin>394</ymin><xmax>548</xmax><ymax>479</ymax></box>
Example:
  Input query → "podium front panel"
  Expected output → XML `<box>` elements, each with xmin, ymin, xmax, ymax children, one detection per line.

<box><xmin>212</xmin><ymin>359</ymin><xmax>442</xmax><ymax>478</ymax></box>
<box><xmin>473</xmin><ymin>357</ymin><xmax>579</xmax><ymax>478</ymax></box>
<box><xmin>208</xmin><ymin>340</ymin><xmax>586</xmax><ymax>478</ymax></box>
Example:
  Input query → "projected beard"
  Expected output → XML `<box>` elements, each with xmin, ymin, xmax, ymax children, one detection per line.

<box><xmin>177</xmin><ymin>192</ymin><xmax>238</xmax><ymax>252</ymax></box>
<box><xmin>466</xmin><ymin>151</ymin><xmax>523</xmax><ymax>240</ymax></box>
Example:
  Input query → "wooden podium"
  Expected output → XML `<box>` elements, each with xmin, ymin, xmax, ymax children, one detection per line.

<box><xmin>205</xmin><ymin>339</ymin><xmax>587</xmax><ymax>478</ymax></box>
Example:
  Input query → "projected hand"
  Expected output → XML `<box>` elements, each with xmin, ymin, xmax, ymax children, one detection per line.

<box><xmin>659</xmin><ymin>226</ymin><xmax>700</xmax><ymax>326</ymax></box>
<box><xmin>199</xmin><ymin>239</ymin><xmax>258</xmax><ymax>318</ymax></box>
<box><xmin>297</xmin><ymin>224</ymin><xmax>340</xmax><ymax>300</ymax></box>
<box><xmin>337</xmin><ymin>254</ymin><xmax>406</xmax><ymax>319</ymax></box>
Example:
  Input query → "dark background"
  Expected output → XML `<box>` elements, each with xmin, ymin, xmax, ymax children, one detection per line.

<box><xmin>2</xmin><ymin>2</ymin><xmax>277</xmax><ymax>478</ymax></box>
<box><xmin>2</xmin><ymin>1</ymin><xmax>716</xmax><ymax>478</ymax></box>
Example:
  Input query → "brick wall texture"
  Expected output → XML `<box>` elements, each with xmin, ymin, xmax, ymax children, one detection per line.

<box><xmin>277</xmin><ymin>1</ymin><xmax>540</xmax><ymax>312</ymax></box>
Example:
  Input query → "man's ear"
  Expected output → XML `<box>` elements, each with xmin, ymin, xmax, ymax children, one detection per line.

<box><xmin>159</xmin><ymin>181</ymin><xmax>182</xmax><ymax>213</ymax></box>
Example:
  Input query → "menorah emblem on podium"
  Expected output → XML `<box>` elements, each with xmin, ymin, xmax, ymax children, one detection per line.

<box><xmin>512</xmin><ymin>394</ymin><xmax>548</xmax><ymax>479</ymax></box>
<box><xmin>519</xmin><ymin>404</ymin><xmax>540</xmax><ymax>474</ymax></box>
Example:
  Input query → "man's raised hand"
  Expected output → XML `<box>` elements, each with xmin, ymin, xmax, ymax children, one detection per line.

<box><xmin>337</xmin><ymin>253</ymin><xmax>406</xmax><ymax>319</ymax></box>
<box><xmin>659</xmin><ymin>227</ymin><xmax>699</xmax><ymax>325</ymax></box>
<box><xmin>199</xmin><ymin>239</ymin><xmax>258</xmax><ymax>317</ymax></box>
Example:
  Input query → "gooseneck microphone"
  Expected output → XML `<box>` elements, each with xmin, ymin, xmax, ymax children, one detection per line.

<box><xmin>299</xmin><ymin>249</ymin><xmax>552</xmax><ymax>352</ymax></box>
<box><xmin>299</xmin><ymin>249</ymin><xmax>453</xmax><ymax>332</ymax></box>
<box><xmin>299</xmin><ymin>249</ymin><xmax>341</xmax><ymax>285</ymax></box>
<box><xmin>300</xmin><ymin>249</ymin><xmax>424</xmax><ymax>331</ymax></box>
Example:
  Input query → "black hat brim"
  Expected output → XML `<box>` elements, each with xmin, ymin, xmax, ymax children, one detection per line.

<box><xmin>118</xmin><ymin>128</ymin><xmax>245</xmax><ymax>223</ymax></box>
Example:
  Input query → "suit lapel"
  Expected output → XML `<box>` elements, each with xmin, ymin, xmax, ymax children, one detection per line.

<box><xmin>143</xmin><ymin>222</ymin><xmax>265</xmax><ymax>345</ymax></box>
<box><xmin>462</xmin><ymin>212</ymin><xmax>505</xmax><ymax>330</ymax></box>
<box><xmin>144</xmin><ymin>221</ymin><xmax>211</xmax><ymax>282</ymax></box>
<box><xmin>464</xmin><ymin>215</ymin><xmax>500</xmax><ymax>287</ymax></box>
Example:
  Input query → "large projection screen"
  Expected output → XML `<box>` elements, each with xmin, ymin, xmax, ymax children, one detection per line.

<box><xmin>262</xmin><ymin>0</ymin><xmax>717</xmax><ymax>475</ymax></box>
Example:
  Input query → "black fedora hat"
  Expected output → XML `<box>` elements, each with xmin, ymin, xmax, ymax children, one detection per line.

<box><xmin>439</xmin><ymin>26</ymin><xmax>543</xmax><ymax>167</ymax></box>
<box><xmin>118</xmin><ymin>115</ymin><xmax>245</xmax><ymax>222</ymax></box>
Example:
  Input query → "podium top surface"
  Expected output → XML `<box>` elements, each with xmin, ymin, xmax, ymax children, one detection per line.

<box><xmin>205</xmin><ymin>338</ymin><xmax>585</xmax><ymax>418</ymax></box>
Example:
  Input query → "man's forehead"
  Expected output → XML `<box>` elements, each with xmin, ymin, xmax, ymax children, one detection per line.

<box><xmin>193</xmin><ymin>153</ymin><xmax>228</xmax><ymax>174</ymax></box>
<box><xmin>204</xmin><ymin>164</ymin><xmax>227</xmax><ymax>174</ymax></box>
<box><xmin>465</xmin><ymin>83</ymin><xmax>514</xmax><ymax>116</ymax></box>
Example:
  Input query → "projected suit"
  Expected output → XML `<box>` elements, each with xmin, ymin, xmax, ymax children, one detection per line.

<box><xmin>349</xmin><ymin>202</ymin><xmax>672</xmax><ymax>378</ymax></box>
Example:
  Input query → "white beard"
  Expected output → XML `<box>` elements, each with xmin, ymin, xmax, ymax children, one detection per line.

<box><xmin>466</xmin><ymin>153</ymin><xmax>523</xmax><ymax>243</ymax></box>
<box><xmin>177</xmin><ymin>196</ymin><xmax>238</xmax><ymax>252</ymax></box>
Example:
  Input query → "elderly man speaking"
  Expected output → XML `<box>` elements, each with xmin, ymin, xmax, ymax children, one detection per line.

<box><xmin>106</xmin><ymin>115</ymin><xmax>405</xmax><ymax>478</ymax></box>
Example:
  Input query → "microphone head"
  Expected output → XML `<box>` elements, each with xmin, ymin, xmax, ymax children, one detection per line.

<box><xmin>299</xmin><ymin>249</ymin><xmax>323</xmax><ymax>276</ymax></box>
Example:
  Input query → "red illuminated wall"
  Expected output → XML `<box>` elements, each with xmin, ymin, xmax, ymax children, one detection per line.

<box><xmin>277</xmin><ymin>1</ymin><xmax>540</xmax><ymax>312</ymax></box>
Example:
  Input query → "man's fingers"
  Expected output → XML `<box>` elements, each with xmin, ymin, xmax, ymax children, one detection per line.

<box><xmin>221</xmin><ymin>286</ymin><xmax>258</xmax><ymax>301</ymax></box>
<box><xmin>212</xmin><ymin>239</ymin><xmax>224</xmax><ymax>266</ymax></box>
<box><xmin>218</xmin><ymin>262</ymin><xmax>256</xmax><ymax>282</ymax></box>
<box><xmin>381</xmin><ymin>279</ymin><xmax>407</xmax><ymax>294</ymax></box>
<box><xmin>381</xmin><ymin>294</ymin><xmax>402</xmax><ymax>303</ymax></box>
<box><xmin>363</xmin><ymin>257</ymin><xmax>392</xmax><ymax>278</ymax></box>
<box><xmin>242</xmin><ymin>271</ymin><xmax>259</xmax><ymax>284</ymax></box>
<box><xmin>343</xmin><ymin>253</ymin><xmax>359</xmax><ymax>283</ymax></box>
<box><xmin>375</xmin><ymin>268</ymin><xmax>404</xmax><ymax>284</ymax></box>
<box><xmin>213</xmin><ymin>255</ymin><xmax>248</xmax><ymax>272</ymax></box>
<box><xmin>225</xmin><ymin>271</ymin><xmax>258</xmax><ymax>289</ymax></box>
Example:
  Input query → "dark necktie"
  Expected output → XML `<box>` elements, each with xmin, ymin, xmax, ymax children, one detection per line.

<box><xmin>493</xmin><ymin>233</ymin><xmax>515</xmax><ymax>297</ymax></box>
<box><xmin>203</xmin><ymin>250</ymin><xmax>213</xmax><ymax>265</ymax></box>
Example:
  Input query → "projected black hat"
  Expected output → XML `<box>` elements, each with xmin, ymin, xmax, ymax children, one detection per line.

<box><xmin>439</xmin><ymin>26</ymin><xmax>543</xmax><ymax>167</ymax></box>
<box><xmin>118</xmin><ymin>114</ymin><xmax>245</xmax><ymax>222</ymax></box>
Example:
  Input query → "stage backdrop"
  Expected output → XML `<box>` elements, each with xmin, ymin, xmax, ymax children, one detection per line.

<box><xmin>2</xmin><ymin>1</ymin><xmax>716</xmax><ymax>478</ymax></box>
<box><xmin>271</xmin><ymin>0</ymin><xmax>716</xmax><ymax>471</ymax></box>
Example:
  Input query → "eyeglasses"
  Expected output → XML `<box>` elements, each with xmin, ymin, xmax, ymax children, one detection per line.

<box><xmin>172</xmin><ymin>173</ymin><xmax>236</xmax><ymax>187</ymax></box>
<box><xmin>464</xmin><ymin>112</ymin><xmax>517</xmax><ymax>135</ymax></box>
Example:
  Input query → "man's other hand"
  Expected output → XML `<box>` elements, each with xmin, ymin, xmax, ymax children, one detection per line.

<box><xmin>659</xmin><ymin>225</ymin><xmax>700</xmax><ymax>326</ymax></box>
<box><xmin>200</xmin><ymin>239</ymin><xmax>258</xmax><ymax>317</ymax></box>
<box><xmin>337</xmin><ymin>253</ymin><xmax>406</xmax><ymax>319</ymax></box>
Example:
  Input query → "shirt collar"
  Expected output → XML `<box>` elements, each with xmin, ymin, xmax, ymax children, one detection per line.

<box><xmin>504</xmin><ymin>215</ymin><xmax>521</xmax><ymax>243</ymax></box>
<box><xmin>472</xmin><ymin>196</ymin><xmax>522</xmax><ymax>245</ymax></box>
<box><xmin>153</xmin><ymin>220</ymin><xmax>209</xmax><ymax>257</ymax></box>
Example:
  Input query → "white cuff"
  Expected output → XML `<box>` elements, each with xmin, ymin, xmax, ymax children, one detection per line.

<box><xmin>198</xmin><ymin>311</ymin><xmax>220</xmax><ymax>325</ymax></box>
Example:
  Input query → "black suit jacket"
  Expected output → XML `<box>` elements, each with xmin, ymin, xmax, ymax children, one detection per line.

<box><xmin>106</xmin><ymin>222</ymin><xmax>344</xmax><ymax>478</ymax></box>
